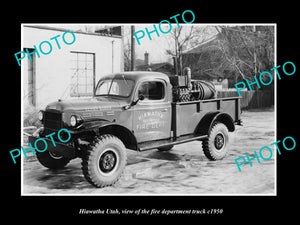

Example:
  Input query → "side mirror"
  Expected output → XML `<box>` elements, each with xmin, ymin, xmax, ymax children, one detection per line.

<box><xmin>132</xmin><ymin>94</ymin><xmax>144</xmax><ymax>106</ymax></box>
<box><xmin>122</xmin><ymin>95</ymin><xmax>145</xmax><ymax>110</ymax></box>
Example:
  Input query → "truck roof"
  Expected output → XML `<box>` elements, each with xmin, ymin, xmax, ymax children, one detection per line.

<box><xmin>101</xmin><ymin>71</ymin><xmax>170</xmax><ymax>82</ymax></box>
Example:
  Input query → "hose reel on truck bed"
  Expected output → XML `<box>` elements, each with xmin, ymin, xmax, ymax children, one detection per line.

<box><xmin>169</xmin><ymin>67</ymin><xmax>217</xmax><ymax>102</ymax></box>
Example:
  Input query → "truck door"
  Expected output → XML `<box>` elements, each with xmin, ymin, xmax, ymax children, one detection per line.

<box><xmin>132</xmin><ymin>79</ymin><xmax>171</xmax><ymax>143</ymax></box>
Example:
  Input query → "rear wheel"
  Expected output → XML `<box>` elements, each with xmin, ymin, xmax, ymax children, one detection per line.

<box><xmin>202</xmin><ymin>122</ymin><xmax>229</xmax><ymax>160</ymax></box>
<box><xmin>81</xmin><ymin>134</ymin><xmax>127</xmax><ymax>188</ymax></box>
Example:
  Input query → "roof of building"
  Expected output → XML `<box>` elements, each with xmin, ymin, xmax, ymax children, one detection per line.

<box><xmin>23</xmin><ymin>25</ymin><xmax>122</xmax><ymax>38</ymax></box>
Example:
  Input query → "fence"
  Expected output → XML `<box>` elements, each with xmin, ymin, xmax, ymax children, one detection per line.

<box><xmin>217</xmin><ymin>90</ymin><xmax>274</xmax><ymax>109</ymax></box>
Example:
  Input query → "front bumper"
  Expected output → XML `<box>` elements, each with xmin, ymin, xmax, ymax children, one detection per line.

<box><xmin>28</xmin><ymin>135</ymin><xmax>76</xmax><ymax>159</ymax></box>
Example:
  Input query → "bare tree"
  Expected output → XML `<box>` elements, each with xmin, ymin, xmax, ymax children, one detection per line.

<box><xmin>165</xmin><ymin>26</ymin><xmax>196</xmax><ymax>75</ymax></box>
<box><xmin>165</xmin><ymin>25</ymin><xmax>216</xmax><ymax>75</ymax></box>
<box><xmin>215</xmin><ymin>25</ymin><xmax>275</xmax><ymax>87</ymax></box>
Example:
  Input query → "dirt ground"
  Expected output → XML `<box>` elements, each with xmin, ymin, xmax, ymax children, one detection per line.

<box><xmin>22</xmin><ymin>107</ymin><xmax>275</xmax><ymax>195</ymax></box>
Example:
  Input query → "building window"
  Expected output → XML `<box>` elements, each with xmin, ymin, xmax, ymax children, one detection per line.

<box><xmin>70</xmin><ymin>52</ymin><xmax>95</xmax><ymax>97</ymax></box>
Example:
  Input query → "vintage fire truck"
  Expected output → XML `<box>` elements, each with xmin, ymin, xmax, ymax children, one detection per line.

<box><xmin>29</xmin><ymin>69</ymin><xmax>241</xmax><ymax>188</ymax></box>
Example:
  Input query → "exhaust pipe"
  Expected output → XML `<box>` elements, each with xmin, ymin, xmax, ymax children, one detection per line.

<box><xmin>183</xmin><ymin>67</ymin><xmax>192</xmax><ymax>88</ymax></box>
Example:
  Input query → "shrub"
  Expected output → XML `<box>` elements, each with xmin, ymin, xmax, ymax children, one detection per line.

<box><xmin>23</xmin><ymin>104</ymin><xmax>42</xmax><ymax>127</ymax></box>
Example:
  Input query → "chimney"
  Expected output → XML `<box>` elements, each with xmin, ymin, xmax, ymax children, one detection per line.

<box><xmin>144</xmin><ymin>52</ymin><xmax>150</xmax><ymax>66</ymax></box>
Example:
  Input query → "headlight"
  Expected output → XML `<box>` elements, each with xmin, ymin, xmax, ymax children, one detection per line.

<box><xmin>38</xmin><ymin>111</ymin><xmax>43</xmax><ymax>121</ymax></box>
<box><xmin>70</xmin><ymin>115</ymin><xmax>77</xmax><ymax>127</ymax></box>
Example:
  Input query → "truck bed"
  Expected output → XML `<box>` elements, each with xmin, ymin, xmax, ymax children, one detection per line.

<box><xmin>172</xmin><ymin>97</ymin><xmax>241</xmax><ymax>137</ymax></box>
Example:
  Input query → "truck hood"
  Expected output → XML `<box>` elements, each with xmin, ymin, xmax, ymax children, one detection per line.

<box><xmin>45</xmin><ymin>97</ymin><xmax>127</xmax><ymax>112</ymax></box>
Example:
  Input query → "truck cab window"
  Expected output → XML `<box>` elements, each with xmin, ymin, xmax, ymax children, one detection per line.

<box><xmin>95</xmin><ymin>78</ymin><xmax>134</xmax><ymax>97</ymax></box>
<box><xmin>138</xmin><ymin>81</ymin><xmax>164</xmax><ymax>100</ymax></box>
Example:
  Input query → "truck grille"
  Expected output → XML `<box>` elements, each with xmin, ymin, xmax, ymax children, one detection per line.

<box><xmin>44</xmin><ymin>111</ymin><xmax>62</xmax><ymax>130</ymax></box>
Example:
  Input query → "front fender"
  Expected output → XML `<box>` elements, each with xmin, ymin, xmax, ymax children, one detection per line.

<box><xmin>74</xmin><ymin>121</ymin><xmax>138</xmax><ymax>151</ymax></box>
<box><xmin>69</xmin><ymin>119</ymin><xmax>113</xmax><ymax>135</ymax></box>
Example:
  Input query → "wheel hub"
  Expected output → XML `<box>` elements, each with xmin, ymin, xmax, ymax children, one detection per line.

<box><xmin>214</xmin><ymin>133</ymin><xmax>225</xmax><ymax>150</ymax></box>
<box><xmin>99</xmin><ymin>150</ymin><xmax>117</xmax><ymax>173</ymax></box>
<box><xmin>49</xmin><ymin>151</ymin><xmax>63</xmax><ymax>159</ymax></box>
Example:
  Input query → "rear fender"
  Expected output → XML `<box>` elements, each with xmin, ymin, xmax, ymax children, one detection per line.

<box><xmin>195</xmin><ymin>112</ymin><xmax>235</xmax><ymax>136</ymax></box>
<box><xmin>211</xmin><ymin>112</ymin><xmax>235</xmax><ymax>132</ymax></box>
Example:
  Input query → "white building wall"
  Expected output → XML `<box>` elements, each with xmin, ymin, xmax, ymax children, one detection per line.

<box><xmin>22</xmin><ymin>26</ymin><xmax>123</xmax><ymax>109</ymax></box>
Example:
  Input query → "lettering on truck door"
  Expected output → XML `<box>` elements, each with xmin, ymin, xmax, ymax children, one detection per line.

<box><xmin>133</xmin><ymin>79</ymin><xmax>171</xmax><ymax>143</ymax></box>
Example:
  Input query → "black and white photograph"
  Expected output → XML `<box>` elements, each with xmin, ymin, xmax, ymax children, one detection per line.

<box><xmin>20</xmin><ymin>23</ymin><xmax>276</xmax><ymax>195</ymax></box>
<box><xmin>3</xmin><ymin>4</ymin><xmax>299</xmax><ymax>220</ymax></box>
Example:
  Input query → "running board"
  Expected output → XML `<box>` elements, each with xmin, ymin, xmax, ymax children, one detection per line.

<box><xmin>138</xmin><ymin>134</ymin><xmax>208</xmax><ymax>151</ymax></box>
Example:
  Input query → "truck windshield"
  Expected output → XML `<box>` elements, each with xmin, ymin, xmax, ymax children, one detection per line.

<box><xmin>95</xmin><ymin>77</ymin><xmax>134</xmax><ymax>97</ymax></box>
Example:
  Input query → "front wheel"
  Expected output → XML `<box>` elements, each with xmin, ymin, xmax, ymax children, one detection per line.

<box><xmin>81</xmin><ymin>134</ymin><xmax>127</xmax><ymax>188</ymax></box>
<box><xmin>36</xmin><ymin>150</ymin><xmax>70</xmax><ymax>169</ymax></box>
<box><xmin>202</xmin><ymin>122</ymin><xmax>229</xmax><ymax>160</ymax></box>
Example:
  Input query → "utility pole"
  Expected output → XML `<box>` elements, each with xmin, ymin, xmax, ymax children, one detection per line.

<box><xmin>111</xmin><ymin>40</ymin><xmax>114</xmax><ymax>73</ymax></box>
<box><xmin>131</xmin><ymin>25</ymin><xmax>135</xmax><ymax>71</ymax></box>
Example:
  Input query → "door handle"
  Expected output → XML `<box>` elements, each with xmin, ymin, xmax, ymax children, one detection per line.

<box><xmin>161</xmin><ymin>108</ymin><xmax>168</xmax><ymax>112</ymax></box>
